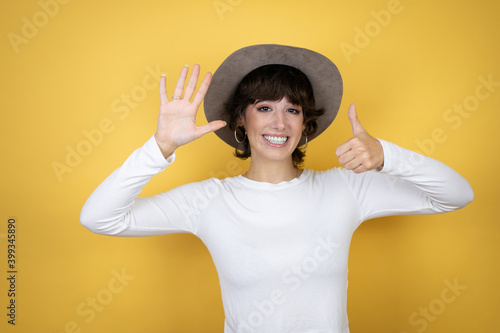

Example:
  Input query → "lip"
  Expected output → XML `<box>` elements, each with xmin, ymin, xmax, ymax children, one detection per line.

<box><xmin>262</xmin><ymin>134</ymin><xmax>290</xmax><ymax>147</ymax></box>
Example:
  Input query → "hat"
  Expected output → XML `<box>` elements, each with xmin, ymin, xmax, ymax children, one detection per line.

<box><xmin>204</xmin><ymin>44</ymin><xmax>343</xmax><ymax>149</ymax></box>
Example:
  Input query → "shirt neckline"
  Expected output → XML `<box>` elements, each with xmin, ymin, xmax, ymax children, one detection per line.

<box><xmin>233</xmin><ymin>169</ymin><xmax>311</xmax><ymax>190</ymax></box>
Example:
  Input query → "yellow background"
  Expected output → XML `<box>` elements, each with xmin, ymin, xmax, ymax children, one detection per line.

<box><xmin>1</xmin><ymin>0</ymin><xmax>498</xmax><ymax>332</ymax></box>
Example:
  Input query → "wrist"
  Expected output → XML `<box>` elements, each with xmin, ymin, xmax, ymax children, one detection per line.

<box><xmin>154</xmin><ymin>133</ymin><xmax>176</xmax><ymax>158</ymax></box>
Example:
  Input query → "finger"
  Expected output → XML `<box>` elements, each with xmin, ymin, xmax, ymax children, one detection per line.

<box><xmin>343</xmin><ymin>154</ymin><xmax>370</xmax><ymax>173</ymax></box>
<box><xmin>335</xmin><ymin>137</ymin><xmax>354</xmax><ymax>157</ymax></box>
<box><xmin>351</xmin><ymin>163</ymin><xmax>368</xmax><ymax>174</ymax></box>
<box><xmin>337</xmin><ymin>149</ymin><xmax>355</xmax><ymax>166</ymax></box>
<box><xmin>173</xmin><ymin>65</ymin><xmax>189</xmax><ymax>98</ymax></box>
<box><xmin>159</xmin><ymin>74</ymin><xmax>168</xmax><ymax>104</ymax></box>
<box><xmin>192</xmin><ymin>71</ymin><xmax>212</xmax><ymax>107</ymax></box>
<box><xmin>196</xmin><ymin>120</ymin><xmax>227</xmax><ymax>137</ymax></box>
<box><xmin>343</xmin><ymin>157</ymin><xmax>361</xmax><ymax>172</ymax></box>
<box><xmin>183</xmin><ymin>63</ymin><xmax>200</xmax><ymax>101</ymax></box>
<box><xmin>348</xmin><ymin>103</ymin><xmax>366</xmax><ymax>136</ymax></box>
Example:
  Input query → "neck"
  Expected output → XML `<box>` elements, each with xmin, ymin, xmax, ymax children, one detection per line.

<box><xmin>243</xmin><ymin>157</ymin><xmax>300</xmax><ymax>183</ymax></box>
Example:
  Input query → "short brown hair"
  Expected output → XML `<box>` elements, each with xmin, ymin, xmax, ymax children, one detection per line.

<box><xmin>223</xmin><ymin>64</ymin><xmax>324</xmax><ymax>167</ymax></box>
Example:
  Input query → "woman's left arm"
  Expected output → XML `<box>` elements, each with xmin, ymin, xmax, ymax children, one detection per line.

<box><xmin>336</xmin><ymin>104</ymin><xmax>474</xmax><ymax>220</ymax></box>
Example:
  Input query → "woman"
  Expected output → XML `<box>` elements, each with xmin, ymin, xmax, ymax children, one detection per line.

<box><xmin>81</xmin><ymin>45</ymin><xmax>474</xmax><ymax>333</ymax></box>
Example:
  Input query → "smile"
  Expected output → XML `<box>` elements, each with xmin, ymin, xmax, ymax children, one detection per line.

<box><xmin>263</xmin><ymin>135</ymin><xmax>289</xmax><ymax>145</ymax></box>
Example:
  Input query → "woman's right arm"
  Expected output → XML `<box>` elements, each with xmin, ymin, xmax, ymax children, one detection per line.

<box><xmin>80</xmin><ymin>134</ymin><xmax>176</xmax><ymax>236</ymax></box>
<box><xmin>80</xmin><ymin>64</ymin><xmax>226</xmax><ymax>236</ymax></box>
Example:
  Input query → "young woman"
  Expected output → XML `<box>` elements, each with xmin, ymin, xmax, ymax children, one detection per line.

<box><xmin>81</xmin><ymin>45</ymin><xmax>474</xmax><ymax>333</ymax></box>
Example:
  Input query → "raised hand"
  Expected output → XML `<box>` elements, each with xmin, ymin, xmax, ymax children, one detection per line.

<box><xmin>335</xmin><ymin>103</ymin><xmax>384</xmax><ymax>173</ymax></box>
<box><xmin>154</xmin><ymin>64</ymin><xmax>226</xmax><ymax>158</ymax></box>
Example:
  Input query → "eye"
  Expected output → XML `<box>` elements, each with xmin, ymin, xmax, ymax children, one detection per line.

<box><xmin>257</xmin><ymin>106</ymin><xmax>272</xmax><ymax>112</ymax></box>
<box><xmin>287</xmin><ymin>108</ymin><xmax>301</xmax><ymax>114</ymax></box>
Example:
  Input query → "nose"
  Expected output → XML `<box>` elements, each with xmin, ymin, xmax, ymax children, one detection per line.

<box><xmin>271</xmin><ymin>109</ymin><xmax>286</xmax><ymax>130</ymax></box>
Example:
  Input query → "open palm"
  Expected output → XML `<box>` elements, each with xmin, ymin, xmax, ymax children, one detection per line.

<box><xmin>154</xmin><ymin>64</ymin><xmax>226</xmax><ymax>157</ymax></box>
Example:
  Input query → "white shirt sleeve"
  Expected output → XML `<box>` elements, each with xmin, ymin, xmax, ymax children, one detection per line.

<box><xmin>80</xmin><ymin>135</ymin><xmax>216</xmax><ymax>236</ymax></box>
<box><xmin>339</xmin><ymin>139</ymin><xmax>474</xmax><ymax>224</ymax></box>
<box><xmin>81</xmin><ymin>136</ymin><xmax>474</xmax><ymax>237</ymax></box>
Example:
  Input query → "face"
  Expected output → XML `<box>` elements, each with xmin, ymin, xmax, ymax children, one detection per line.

<box><xmin>239</xmin><ymin>97</ymin><xmax>305</xmax><ymax>164</ymax></box>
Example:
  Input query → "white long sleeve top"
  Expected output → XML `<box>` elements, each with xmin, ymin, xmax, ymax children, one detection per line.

<box><xmin>80</xmin><ymin>135</ymin><xmax>473</xmax><ymax>333</ymax></box>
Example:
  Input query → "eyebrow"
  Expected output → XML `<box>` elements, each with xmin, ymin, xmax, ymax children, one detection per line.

<box><xmin>254</xmin><ymin>99</ymin><xmax>267</xmax><ymax>105</ymax></box>
<box><xmin>253</xmin><ymin>99</ymin><xmax>301</xmax><ymax>108</ymax></box>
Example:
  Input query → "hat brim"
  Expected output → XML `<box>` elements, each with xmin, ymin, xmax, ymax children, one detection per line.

<box><xmin>204</xmin><ymin>44</ymin><xmax>343</xmax><ymax>150</ymax></box>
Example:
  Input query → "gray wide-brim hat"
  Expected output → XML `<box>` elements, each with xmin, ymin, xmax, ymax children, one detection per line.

<box><xmin>204</xmin><ymin>44</ymin><xmax>343</xmax><ymax>150</ymax></box>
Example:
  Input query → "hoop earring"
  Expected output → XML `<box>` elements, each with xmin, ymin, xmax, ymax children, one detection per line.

<box><xmin>298</xmin><ymin>135</ymin><xmax>308</xmax><ymax>149</ymax></box>
<box><xmin>234</xmin><ymin>127</ymin><xmax>246</xmax><ymax>144</ymax></box>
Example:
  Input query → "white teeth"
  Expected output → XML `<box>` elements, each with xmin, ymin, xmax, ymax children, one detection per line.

<box><xmin>264</xmin><ymin>135</ymin><xmax>288</xmax><ymax>144</ymax></box>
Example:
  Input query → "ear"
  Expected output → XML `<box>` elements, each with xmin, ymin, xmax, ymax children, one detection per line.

<box><xmin>236</xmin><ymin>112</ymin><xmax>246</xmax><ymax>127</ymax></box>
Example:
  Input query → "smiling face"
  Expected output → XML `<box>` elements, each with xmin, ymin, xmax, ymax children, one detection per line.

<box><xmin>224</xmin><ymin>64</ymin><xmax>323</xmax><ymax>167</ymax></box>
<box><xmin>239</xmin><ymin>97</ymin><xmax>305</xmax><ymax>164</ymax></box>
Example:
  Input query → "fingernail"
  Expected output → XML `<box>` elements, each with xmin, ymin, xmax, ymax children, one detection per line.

<box><xmin>161</xmin><ymin>73</ymin><xmax>166</xmax><ymax>77</ymax></box>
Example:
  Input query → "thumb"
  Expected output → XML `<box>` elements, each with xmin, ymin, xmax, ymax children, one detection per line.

<box><xmin>198</xmin><ymin>120</ymin><xmax>227</xmax><ymax>137</ymax></box>
<box><xmin>348</xmin><ymin>103</ymin><xmax>366</xmax><ymax>136</ymax></box>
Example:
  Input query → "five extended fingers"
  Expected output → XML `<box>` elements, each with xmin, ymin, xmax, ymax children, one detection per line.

<box><xmin>157</xmin><ymin>64</ymin><xmax>224</xmax><ymax>143</ymax></box>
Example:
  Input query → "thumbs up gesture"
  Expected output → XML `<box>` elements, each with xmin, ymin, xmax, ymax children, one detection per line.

<box><xmin>335</xmin><ymin>103</ymin><xmax>384</xmax><ymax>173</ymax></box>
